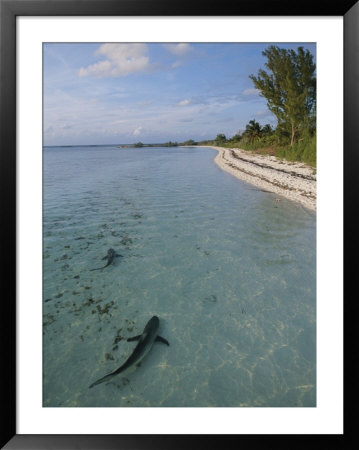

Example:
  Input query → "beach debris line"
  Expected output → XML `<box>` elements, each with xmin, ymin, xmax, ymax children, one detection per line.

<box><xmin>90</xmin><ymin>248</ymin><xmax>123</xmax><ymax>271</ymax></box>
<box><xmin>210</xmin><ymin>146</ymin><xmax>316</xmax><ymax>210</ymax></box>
<box><xmin>89</xmin><ymin>316</ymin><xmax>169</xmax><ymax>388</ymax></box>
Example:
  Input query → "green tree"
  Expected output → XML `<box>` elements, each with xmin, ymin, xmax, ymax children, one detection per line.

<box><xmin>243</xmin><ymin>119</ymin><xmax>262</xmax><ymax>142</ymax></box>
<box><xmin>183</xmin><ymin>139</ymin><xmax>197</xmax><ymax>146</ymax></box>
<box><xmin>215</xmin><ymin>133</ymin><xmax>227</xmax><ymax>144</ymax></box>
<box><xmin>230</xmin><ymin>132</ymin><xmax>242</xmax><ymax>142</ymax></box>
<box><xmin>261</xmin><ymin>124</ymin><xmax>273</xmax><ymax>136</ymax></box>
<box><xmin>164</xmin><ymin>141</ymin><xmax>178</xmax><ymax>147</ymax></box>
<box><xmin>249</xmin><ymin>46</ymin><xmax>316</xmax><ymax>145</ymax></box>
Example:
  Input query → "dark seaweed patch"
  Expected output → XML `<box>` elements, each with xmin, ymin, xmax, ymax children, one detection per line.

<box><xmin>112</xmin><ymin>328</ymin><xmax>123</xmax><ymax>349</ymax></box>
<box><xmin>83</xmin><ymin>298</ymin><xmax>94</xmax><ymax>307</ymax></box>
<box><xmin>202</xmin><ymin>295</ymin><xmax>218</xmax><ymax>304</ymax></box>
<box><xmin>121</xmin><ymin>236</ymin><xmax>133</xmax><ymax>246</ymax></box>
<box><xmin>43</xmin><ymin>314</ymin><xmax>55</xmax><ymax>327</ymax></box>
<box><xmin>96</xmin><ymin>301</ymin><xmax>115</xmax><ymax>316</ymax></box>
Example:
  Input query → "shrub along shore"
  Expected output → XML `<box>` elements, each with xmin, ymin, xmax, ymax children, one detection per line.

<box><xmin>207</xmin><ymin>134</ymin><xmax>316</xmax><ymax>168</ymax></box>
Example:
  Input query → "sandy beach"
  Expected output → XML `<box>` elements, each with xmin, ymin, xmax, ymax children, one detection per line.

<box><xmin>203</xmin><ymin>146</ymin><xmax>316</xmax><ymax>211</ymax></box>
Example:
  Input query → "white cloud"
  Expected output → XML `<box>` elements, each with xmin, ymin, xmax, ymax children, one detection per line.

<box><xmin>177</xmin><ymin>99</ymin><xmax>191</xmax><ymax>107</ymax></box>
<box><xmin>243</xmin><ymin>88</ymin><xmax>260</xmax><ymax>96</ymax></box>
<box><xmin>78</xmin><ymin>43</ymin><xmax>150</xmax><ymax>78</ymax></box>
<box><xmin>163</xmin><ymin>43</ymin><xmax>193</xmax><ymax>56</ymax></box>
<box><xmin>133</xmin><ymin>126</ymin><xmax>143</xmax><ymax>136</ymax></box>
<box><xmin>256</xmin><ymin>109</ymin><xmax>269</xmax><ymax>116</ymax></box>
<box><xmin>171</xmin><ymin>61</ymin><xmax>182</xmax><ymax>69</ymax></box>
<box><xmin>111</xmin><ymin>119</ymin><xmax>127</xmax><ymax>125</ymax></box>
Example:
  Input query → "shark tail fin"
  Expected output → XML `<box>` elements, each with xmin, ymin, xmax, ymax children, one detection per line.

<box><xmin>89</xmin><ymin>372</ymin><xmax>116</xmax><ymax>389</ymax></box>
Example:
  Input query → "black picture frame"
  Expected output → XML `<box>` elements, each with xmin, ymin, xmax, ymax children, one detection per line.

<box><xmin>1</xmin><ymin>0</ymin><xmax>356</xmax><ymax>448</ymax></box>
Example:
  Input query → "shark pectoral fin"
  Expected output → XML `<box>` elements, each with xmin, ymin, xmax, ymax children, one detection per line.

<box><xmin>102</xmin><ymin>256</ymin><xmax>107</xmax><ymax>260</ymax></box>
<box><xmin>156</xmin><ymin>336</ymin><xmax>170</xmax><ymax>346</ymax></box>
<box><xmin>115</xmin><ymin>254</ymin><xmax>123</xmax><ymax>257</ymax></box>
<box><xmin>127</xmin><ymin>335</ymin><xmax>142</xmax><ymax>342</ymax></box>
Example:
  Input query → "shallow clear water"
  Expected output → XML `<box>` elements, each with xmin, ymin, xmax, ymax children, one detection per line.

<box><xmin>43</xmin><ymin>145</ymin><xmax>316</xmax><ymax>407</ymax></box>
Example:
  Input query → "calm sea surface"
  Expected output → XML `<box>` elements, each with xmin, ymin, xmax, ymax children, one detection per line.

<box><xmin>43</xmin><ymin>145</ymin><xmax>316</xmax><ymax>407</ymax></box>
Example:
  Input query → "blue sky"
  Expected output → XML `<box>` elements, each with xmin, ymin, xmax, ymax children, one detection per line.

<box><xmin>43</xmin><ymin>42</ymin><xmax>316</xmax><ymax>146</ymax></box>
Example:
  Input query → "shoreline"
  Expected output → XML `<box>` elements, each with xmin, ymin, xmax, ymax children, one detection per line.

<box><xmin>201</xmin><ymin>145</ymin><xmax>316</xmax><ymax>211</ymax></box>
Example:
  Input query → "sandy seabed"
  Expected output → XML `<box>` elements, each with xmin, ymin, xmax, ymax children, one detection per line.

<box><xmin>204</xmin><ymin>146</ymin><xmax>316</xmax><ymax>211</ymax></box>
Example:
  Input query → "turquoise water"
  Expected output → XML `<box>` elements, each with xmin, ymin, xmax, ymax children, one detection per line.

<box><xmin>43</xmin><ymin>145</ymin><xmax>316</xmax><ymax>407</ymax></box>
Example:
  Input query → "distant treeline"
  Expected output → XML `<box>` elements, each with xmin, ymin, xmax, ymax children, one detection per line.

<box><xmin>118</xmin><ymin>140</ymin><xmax>197</xmax><ymax>149</ymax></box>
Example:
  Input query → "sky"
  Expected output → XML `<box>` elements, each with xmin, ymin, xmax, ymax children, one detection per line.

<box><xmin>43</xmin><ymin>42</ymin><xmax>316</xmax><ymax>146</ymax></box>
